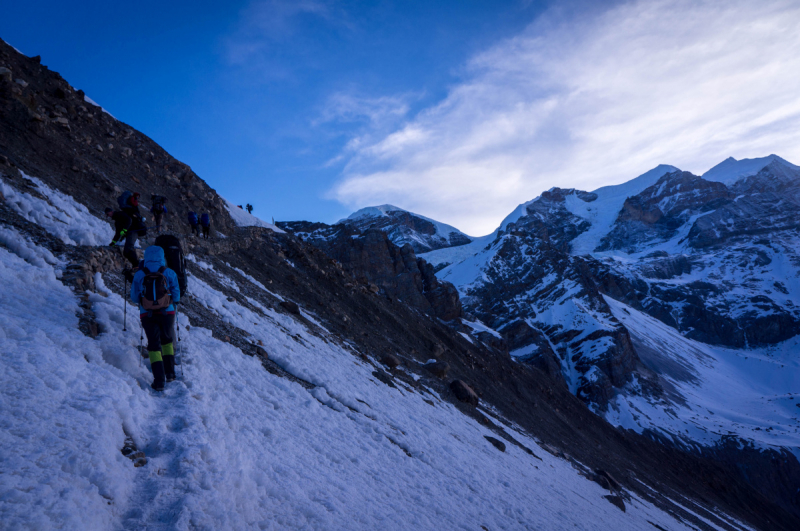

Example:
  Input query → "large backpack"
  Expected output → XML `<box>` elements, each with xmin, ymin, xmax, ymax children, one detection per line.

<box><xmin>141</xmin><ymin>266</ymin><xmax>172</xmax><ymax>311</ymax></box>
<box><xmin>200</xmin><ymin>213</ymin><xmax>210</xmax><ymax>227</ymax></box>
<box><xmin>155</xmin><ymin>234</ymin><xmax>188</xmax><ymax>296</ymax></box>
<box><xmin>117</xmin><ymin>191</ymin><xmax>133</xmax><ymax>210</ymax></box>
<box><xmin>151</xmin><ymin>194</ymin><xmax>167</xmax><ymax>206</ymax></box>
<box><xmin>188</xmin><ymin>211</ymin><xmax>198</xmax><ymax>225</ymax></box>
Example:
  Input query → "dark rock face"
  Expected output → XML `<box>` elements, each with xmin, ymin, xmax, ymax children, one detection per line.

<box><xmin>450</xmin><ymin>380</ymin><xmax>479</xmax><ymax>406</ymax></box>
<box><xmin>279</xmin><ymin>300</ymin><xmax>300</xmax><ymax>315</ymax></box>
<box><xmin>450</xmin><ymin>198</ymin><xmax>648</xmax><ymax>410</ymax></box>
<box><xmin>504</xmin><ymin>187</ymin><xmax>594</xmax><ymax>253</ymax></box>
<box><xmin>688</xmin><ymin>161</ymin><xmax>800</xmax><ymax>249</ymax></box>
<box><xmin>0</xmin><ymin>39</ymin><xmax>238</xmax><ymax>237</ymax></box>
<box><xmin>424</xmin><ymin>361</ymin><xmax>449</xmax><ymax>378</ymax></box>
<box><xmin>584</xmin><ymin>163</ymin><xmax>800</xmax><ymax>348</ymax></box>
<box><xmin>278</xmin><ymin>222</ymin><xmax>462</xmax><ymax>321</ymax></box>
<box><xmin>381</xmin><ymin>354</ymin><xmax>400</xmax><ymax>369</ymax></box>
<box><xmin>597</xmin><ymin>171</ymin><xmax>733</xmax><ymax>252</ymax></box>
<box><xmin>484</xmin><ymin>436</ymin><xmax>506</xmax><ymax>452</ymax></box>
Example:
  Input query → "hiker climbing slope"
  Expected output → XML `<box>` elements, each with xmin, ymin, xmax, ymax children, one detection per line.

<box><xmin>200</xmin><ymin>212</ymin><xmax>211</xmax><ymax>239</ymax></box>
<box><xmin>188</xmin><ymin>211</ymin><xmax>200</xmax><ymax>237</ymax></box>
<box><xmin>115</xmin><ymin>191</ymin><xmax>148</xmax><ymax>268</ymax></box>
<box><xmin>106</xmin><ymin>207</ymin><xmax>131</xmax><ymax>246</ymax></box>
<box><xmin>130</xmin><ymin>245</ymin><xmax>181</xmax><ymax>391</ymax></box>
<box><xmin>150</xmin><ymin>195</ymin><xmax>168</xmax><ymax>234</ymax></box>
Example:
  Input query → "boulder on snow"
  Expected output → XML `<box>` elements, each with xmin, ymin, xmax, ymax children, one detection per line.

<box><xmin>424</xmin><ymin>361</ymin><xmax>449</xmax><ymax>379</ymax></box>
<box><xmin>603</xmin><ymin>495</ymin><xmax>625</xmax><ymax>512</ymax></box>
<box><xmin>279</xmin><ymin>300</ymin><xmax>300</xmax><ymax>315</ymax></box>
<box><xmin>594</xmin><ymin>469</ymin><xmax>622</xmax><ymax>491</ymax></box>
<box><xmin>372</xmin><ymin>369</ymin><xmax>395</xmax><ymax>387</ymax></box>
<box><xmin>450</xmin><ymin>380</ymin><xmax>479</xmax><ymax>406</ymax></box>
<box><xmin>484</xmin><ymin>436</ymin><xmax>506</xmax><ymax>452</ymax></box>
<box><xmin>381</xmin><ymin>354</ymin><xmax>400</xmax><ymax>369</ymax></box>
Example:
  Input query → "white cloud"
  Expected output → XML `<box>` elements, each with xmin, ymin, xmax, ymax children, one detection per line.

<box><xmin>329</xmin><ymin>0</ymin><xmax>800</xmax><ymax>236</ymax></box>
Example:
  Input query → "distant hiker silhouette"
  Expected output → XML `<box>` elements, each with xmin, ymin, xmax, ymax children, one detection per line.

<box><xmin>130</xmin><ymin>245</ymin><xmax>181</xmax><ymax>391</ymax></box>
<box><xmin>200</xmin><ymin>212</ymin><xmax>211</xmax><ymax>239</ymax></box>
<box><xmin>187</xmin><ymin>211</ymin><xmax>199</xmax><ymax>237</ymax></box>
<box><xmin>246</xmin><ymin>203</ymin><xmax>253</xmax><ymax>214</ymax></box>
<box><xmin>150</xmin><ymin>195</ymin><xmax>168</xmax><ymax>234</ymax></box>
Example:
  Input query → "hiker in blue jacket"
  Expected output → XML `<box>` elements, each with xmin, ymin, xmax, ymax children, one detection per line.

<box><xmin>130</xmin><ymin>245</ymin><xmax>181</xmax><ymax>391</ymax></box>
<box><xmin>200</xmin><ymin>212</ymin><xmax>211</xmax><ymax>239</ymax></box>
<box><xmin>188</xmin><ymin>211</ymin><xmax>200</xmax><ymax>238</ymax></box>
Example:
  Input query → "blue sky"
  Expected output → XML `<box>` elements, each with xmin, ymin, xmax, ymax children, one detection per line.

<box><xmin>4</xmin><ymin>1</ymin><xmax>800</xmax><ymax>235</ymax></box>
<box><xmin>1</xmin><ymin>0</ymin><xmax>543</xmax><ymax>228</ymax></box>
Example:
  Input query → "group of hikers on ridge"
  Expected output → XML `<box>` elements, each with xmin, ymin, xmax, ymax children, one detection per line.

<box><xmin>105</xmin><ymin>192</ymin><xmax>212</xmax><ymax>269</ymax></box>
<box><xmin>188</xmin><ymin>210</ymin><xmax>211</xmax><ymax>239</ymax></box>
<box><xmin>105</xmin><ymin>189</ymin><xmax>192</xmax><ymax>391</ymax></box>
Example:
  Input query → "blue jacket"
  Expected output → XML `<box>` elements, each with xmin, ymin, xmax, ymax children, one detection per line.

<box><xmin>130</xmin><ymin>246</ymin><xmax>181</xmax><ymax>315</ymax></box>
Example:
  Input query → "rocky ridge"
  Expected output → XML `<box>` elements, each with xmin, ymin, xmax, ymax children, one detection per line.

<box><xmin>277</xmin><ymin>220</ymin><xmax>462</xmax><ymax>321</ymax></box>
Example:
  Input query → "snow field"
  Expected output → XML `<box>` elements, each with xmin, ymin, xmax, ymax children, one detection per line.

<box><xmin>0</xmin><ymin>234</ymin><xmax>705</xmax><ymax>530</ymax></box>
<box><xmin>1</xmin><ymin>174</ymin><xmax>112</xmax><ymax>246</ymax></box>
<box><xmin>604</xmin><ymin>296</ymin><xmax>800</xmax><ymax>451</ymax></box>
<box><xmin>222</xmin><ymin>198</ymin><xmax>285</xmax><ymax>233</ymax></box>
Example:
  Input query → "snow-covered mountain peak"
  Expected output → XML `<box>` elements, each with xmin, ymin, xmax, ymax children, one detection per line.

<box><xmin>337</xmin><ymin>204</ymin><xmax>472</xmax><ymax>253</ymax></box>
<box><xmin>344</xmin><ymin>204</ymin><xmax>406</xmax><ymax>221</ymax></box>
<box><xmin>702</xmin><ymin>154</ymin><xmax>799</xmax><ymax>185</ymax></box>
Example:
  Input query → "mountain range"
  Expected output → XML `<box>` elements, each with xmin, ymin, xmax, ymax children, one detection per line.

<box><xmin>2</xmin><ymin>37</ymin><xmax>799</xmax><ymax>530</ymax></box>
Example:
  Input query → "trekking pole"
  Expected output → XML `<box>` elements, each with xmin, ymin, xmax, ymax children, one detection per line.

<box><xmin>176</xmin><ymin>306</ymin><xmax>184</xmax><ymax>379</ymax></box>
<box><xmin>123</xmin><ymin>277</ymin><xmax>128</xmax><ymax>332</ymax></box>
<box><xmin>139</xmin><ymin>316</ymin><xmax>144</xmax><ymax>368</ymax></box>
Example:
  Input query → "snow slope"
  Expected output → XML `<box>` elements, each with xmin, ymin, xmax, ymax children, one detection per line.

<box><xmin>702</xmin><ymin>155</ymin><xmax>800</xmax><ymax>185</ymax></box>
<box><xmin>567</xmin><ymin>164</ymin><xmax>679</xmax><ymax>255</ymax></box>
<box><xmin>223</xmin><ymin>198</ymin><xmax>285</xmax><ymax>233</ymax></box>
<box><xmin>1</xmin><ymin>173</ymin><xmax>112</xmax><ymax>246</ymax></box>
<box><xmin>604</xmin><ymin>296</ymin><xmax>800</xmax><ymax>451</ymax></box>
<box><xmin>0</xmin><ymin>180</ymin><xmax>736</xmax><ymax>530</ymax></box>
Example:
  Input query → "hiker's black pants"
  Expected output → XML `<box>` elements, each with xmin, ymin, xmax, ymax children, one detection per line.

<box><xmin>202</xmin><ymin>225</ymin><xmax>209</xmax><ymax>238</ymax></box>
<box><xmin>123</xmin><ymin>232</ymin><xmax>139</xmax><ymax>268</ymax></box>
<box><xmin>190</xmin><ymin>223</ymin><xmax>199</xmax><ymax>236</ymax></box>
<box><xmin>141</xmin><ymin>311</ymin><xmax>175</xmax><ymax>352</ymax></box>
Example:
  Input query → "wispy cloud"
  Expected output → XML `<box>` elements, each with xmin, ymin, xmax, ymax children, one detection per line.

<box><xmin>330</xmin><ymin>0</ymin><xmax>800</xmax><ymax>235</ymax></box>
<box><xmin>224</xmin><ymin>0</ymin><xmax>350</xmax><ymax>67</ymax></box>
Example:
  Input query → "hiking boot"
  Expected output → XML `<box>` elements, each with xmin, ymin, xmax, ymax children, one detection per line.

<box><xmin>150</xmin><ymin>360</ymin><xmax>165</xmax><ymax>391</ymax></box>
<box><xmin>164</xmin><ymin>355</ymin><xmax>176</xmax><ymax>382</ymax></box>
<box><xmin>162</xmin><ymin>344</ymin><xmax>176</xmax><ymax>381</ymax></box>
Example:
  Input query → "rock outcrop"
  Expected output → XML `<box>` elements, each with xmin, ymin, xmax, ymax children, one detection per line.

<box><xmin>278</xmin><ymin>221</ymin><xmax>462</xmax><ymax>321</ymax></box>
